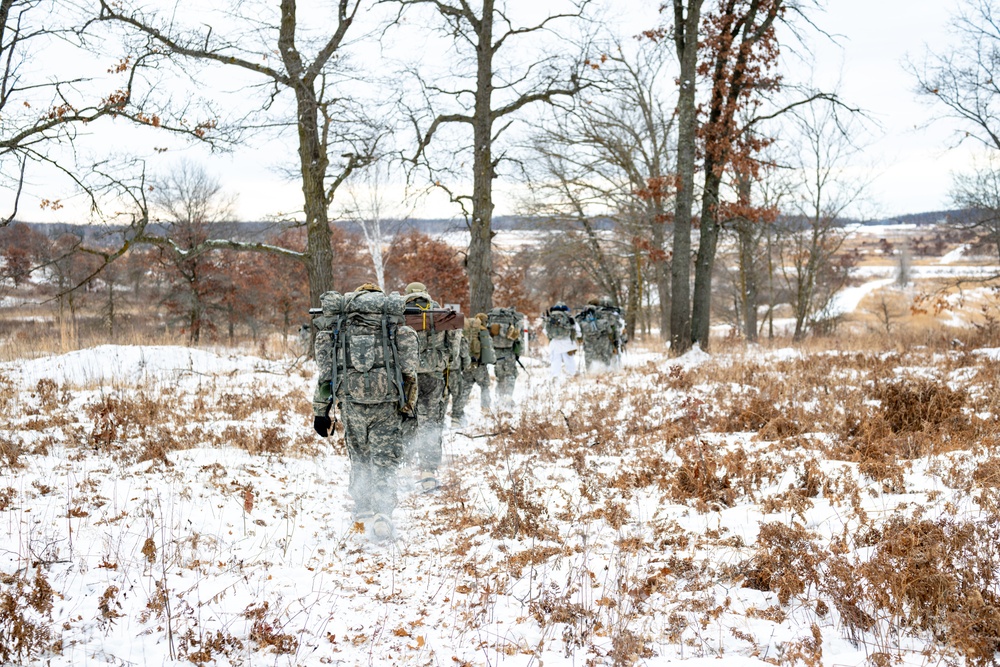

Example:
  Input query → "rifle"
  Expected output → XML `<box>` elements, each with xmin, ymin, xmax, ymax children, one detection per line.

<box><xmin>403</xmin><ymin>307</ymin><xmax>464</xmax><ymax>332</ymax></box>
<box><xmin>496</xmin><ymin>354</ymin><xmax>527</xmax><ymax>372</ymax></box>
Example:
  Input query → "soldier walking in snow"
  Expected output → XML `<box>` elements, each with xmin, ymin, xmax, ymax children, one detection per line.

<box><xmin>402</xmin><ymin>282</ymin><xmax>461</xmax><ymax>492</ymax></box>
<box><xmin>311</xmin><ymin>284</ymin><xmax>418</xmax><ymax>542</ymax></box>
<box><xmin>545</xmin><ymin>302</ymin><xmax>581</xmax><ymax>380</ymax></box>
<box><xmin>578</xmin><ymin>296</ymin><xmax>626</xmax><ymax>372</ymax></box>
<box><xmin>451</xmin><ymin>312</ymin><xmax>496</xmax><ymax>426</ymax></box>
<box><xmin>486</xmin><ymin>306</ymin><xmax>525</xmax><ymax>407</ymax></box>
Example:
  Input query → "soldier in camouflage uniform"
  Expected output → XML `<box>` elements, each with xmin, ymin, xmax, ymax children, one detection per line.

<box><xmin>486</xmin><ymin>306</ymin><xmax>525</xmax><ymax>407</ymax></box>
<box><xmin>578</xmin><ymin>296</ymin><xmax>626</xmax><ymax>372</ymax></box>
<box><xmin>312</xmin><ymin>284</ymin><xmax>418</xmax><ymax>541</ymax></box>
<box><xmin>451</xmin><ymin>312</ymin><xmax>496</xmax><ymax>426</ymax></box>
<box><xmin>402</xmin><ymin>282</ymin><xmax>461</xmax><ymax>492</ymax></box>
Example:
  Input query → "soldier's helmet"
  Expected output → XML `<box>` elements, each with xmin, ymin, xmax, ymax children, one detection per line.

<box><xmin>598</xmin><ymin>296</ymin><xmax>614</xmax><ymax>308</ymax></box>
<box><xmin>405</xmin><ymin>281</ymin><xmax>427</xmax><ymax>295</ymax></box>
<box><xmin>552</xmin><ymin>302</ymin><xmax>569</xmax><ymax>312</ymax></box>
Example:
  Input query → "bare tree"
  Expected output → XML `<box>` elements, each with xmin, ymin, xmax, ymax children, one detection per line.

<box><xmin>526</xmin><ymin>41</ymin><xmax>676</xmax><ymax>339</ymax></box>
<box><xmin>781</xmin><ymin>104</ymin><xmax>865</xmax><ymax>340</ymax></box>
<box><xmin>912</xmin><ymin>0</ymin><xmax>1000</xmax><ymax>152</ymax></box>
<box><xmin>97</xmin><ymin>0</ymin><xmax>381</xmax><ymax>306</ymax></box>
<box><xmin>866</xmin><ymin>290</ymin><xmax>908</xmax><ymax>336</ymax></box>
<box><xmin>913</xmin><ymin>0</ymin><xmax>1000</xmax><ymax>274</ymax></box>
<box><xmin>949</xmin><ymin>157</ymin><xmax>1000</xmax><ymax>266</ymax></box>
<box><xmin>666</xmin><ymin>0</ymin><xmax>704</xmax><ymax>354</ymax></box>
<box><xmin>46</xmin><ymin>232</ymin><xmax>101</xmax><ymax>349</ymax></box>
<box><xmin>0</xmin><ymin>0</ymin><xmax>212</xmax><ymax>226</ymax></box>
<box><xmin>338</xmin><ymin>161</ymin><xmax>412</xmax><ymax>291</ymax></box>
<box><xmin>149</xmin><ymin>161</ymin><xmax>236</xmax><ymax>343</ymax></box>
<box><xmin>152</xmin><ymin>161</ymin><xmax>236</xmax><ymax>232</ymax></box>
<box><xmin>722</xmin><ymin>155</ymin><xmax>787</xmax><ymax>341</ymax></box>
<box><xmin>390</xmin><ymin>0</ymin><xmax>590</xmax><ymax>314</ymax></box>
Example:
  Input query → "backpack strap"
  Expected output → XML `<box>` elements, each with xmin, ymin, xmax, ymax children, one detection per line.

<box><xmin>335</xmin><ymin>314</ymin><xmax>348</xmax><ymax>399</ymax></box>
<box><xmin>416</xmin><ymin>299</ymin><xmax>433</xmax><ymax>332</ymax></box>
<box><xmin>380</xmin><ymin>300</ymin><xmax>395</xmax><ymax>404</ymax></box>
<box><xmin>339</xmin><ymin>291</ymin><xmax>358</xmax><ymax>399</ymax></box>
<box><xmin>329</xmin><ymin>314</ymin><xmax>344</xmax><ymax>398</ymax></box>
<box><xmin>385</xmin><ymin>306</ymin><xmax>407</xmax><ymax>410</ymax></box>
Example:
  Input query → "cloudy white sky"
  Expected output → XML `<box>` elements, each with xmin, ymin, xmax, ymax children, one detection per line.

<box><xmin>6</xmin><ymin>0</ymin><xmax>982</xmax><ymax>224</ymax></box>
<box><xmin>802</xmin><ymin>0</ymin><xmax>979</xmax><ymax>218</ymax></box>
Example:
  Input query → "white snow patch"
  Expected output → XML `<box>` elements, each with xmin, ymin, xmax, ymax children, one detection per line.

<box><xmin>827</xmin><ymin>278</ymin><xmax>895</xmax><ymax>315</ymax></box>
<box><xmin>939</xmin><ymin>243</ymin><xmax>967</xmax><ymax>264</ymax></box>
<box><xmin>769</xmin><ymin>347</ymin><xmax>804</xmax><ymax>361</ymax></box>
<box><xmin>666</xmin><ymin>342</ymin><xmax>711</xmax><ymax>368</ymax></box>
<box><xmin>5</xmin><ymin>344</ymin><xmax>288</xmax><ymax>388</ymax></box>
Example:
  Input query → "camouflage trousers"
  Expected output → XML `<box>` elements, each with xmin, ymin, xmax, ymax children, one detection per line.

<box><xmin>341</xmin><ymin>400</ymin><xmax>404</xmax><ymax>518</ymax></box>
<box><xmin>451</xmin><ymin>364</ymin><xmax>491</xmax><ymax>423</ymax></box>
<box><xmin>403</xmin><ymin>372</ymin><xmax>447</xmax><ymax>473</ymax></box>
<box><xmin>494</xmin><ymin>354</ymin><xmax>519</xmax><ymax>406</ymax></box>
<box><xmin>583</xmin><ymin>334</ymin><xmax>617</xmax><ymax>372</ymax></box>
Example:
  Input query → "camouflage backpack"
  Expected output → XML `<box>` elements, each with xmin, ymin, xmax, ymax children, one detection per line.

<box><xmin>545</xmin><ymin>308</ymin><xmax>576</xmax><ymax>340</ymax></box>
<box><xmin>486</xmin><ymin>307</ymin><xmax>523</xmax><ymax>351</ymax></box>
<box><xmin>464</xmin><ymin>314</ymin><xmax>497</xmax><ymax>365</ymax></box>
<box><xmin>313</xmin><ymin>289</ymin><xmax>409</xmax><ymax>407</ymax></box>
<box><xmin>578</xmin><ymin>307</ymin><xmax>605</xmax><ymax>336</ymax></box>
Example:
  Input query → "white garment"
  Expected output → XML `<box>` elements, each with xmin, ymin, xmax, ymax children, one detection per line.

<box><xmin>548</xmin><ymin>336</ymin><xmax>578</xmax><ymax>378</ymax></box>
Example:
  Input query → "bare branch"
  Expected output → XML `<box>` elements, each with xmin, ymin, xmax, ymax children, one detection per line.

<box><xmin>96</xmin><ymin>0</ymin><xmax>292</xmax><ymax>85</ymax></box>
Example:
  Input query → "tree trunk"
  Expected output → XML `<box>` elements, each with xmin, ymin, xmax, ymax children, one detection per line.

<box><xmin>793</xmin><ymin>244</ymin><xmax>818</xmax><ymax>342</ymax></box>
<box><xmin>295</xmin><ymin>83</ymin><xmax>336</xmax><ymax>306</ymax></box>
<box><xmin>732</xmin><ymin>174</ymin><xmax>758</xmax><ymax>342</ymax></box>
<box><xmin>626</xmin><ymin>247</ymin><xmax>641</xmax><ymax>341</ymax></box>
<box><xmin>468</xmin><ymin>0</ymin><xmax>495</xmax><ymax>316</ymax></box>
<box><xmin>670</xmin><ymin>0</ymin><xmax>702</xmax><ymax>355</ymax></box>
<box><xmin>692</xmin><ymin>169</ymin><xmax>721</xmax><ymax>348</ymax></box>
<box><xmin>737</xmin><ymin>219</ymin><xmax>758</xmax><ymax>342</ymax></box>
<box><xmin>655</xmin><ymin>257</ymin><xmax>671</xmax><ymax>341</ymax></box>
<box><xmin>190</xmin><ymin>298</ymin><xmax>201</xmax><ymax>344</ymax></box>
<box><xmin>650</xmin><ymin>202</ymin><xmax>671</xmax><ymax>341</ymax></box>
<box><xmin>105</xmin><ymin>279</ymin><xmax>116</xmax><ymax>341</ymax></box>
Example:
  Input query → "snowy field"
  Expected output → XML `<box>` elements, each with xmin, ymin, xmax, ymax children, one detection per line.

<box><xmin>3</xmin><ymin>340</ymin><xmax>1000</xmax><ymax>666</ymax></box>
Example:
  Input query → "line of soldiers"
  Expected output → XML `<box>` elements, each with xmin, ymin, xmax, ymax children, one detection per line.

<box><xmin>309</xmin><ymin>282</ymin><xmax>625</xmax><ymax>543</ymax></box>
<box><xmin>545</xmin><ymin>296</ymin><xmax>627</xmax><ymax>379</ymax></box>
<box><xmin>309</xmin><ymin>281</ymin><xmax>525</xmax><ymax>542</ymax></box>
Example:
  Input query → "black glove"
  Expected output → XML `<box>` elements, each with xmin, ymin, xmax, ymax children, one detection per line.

<box><xmin>313</xmin><ymin>415</ymin><xmax>332</xmax><ymax>437</ymax></box>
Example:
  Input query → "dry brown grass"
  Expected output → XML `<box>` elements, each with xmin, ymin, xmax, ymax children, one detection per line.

<box><xmin>740</xmin><ymin>522</ymin><xmax>826</xmax><ymax>605</ymax></box>
<box><xmin>832</xmin><ymin>516</ymin><xmax>1000</xmax><ymax>667</ymax></box>
<box><xmin>0</xmin><ymin>569</ymin><xmax>57</xmax><ymax>664</ymax></box>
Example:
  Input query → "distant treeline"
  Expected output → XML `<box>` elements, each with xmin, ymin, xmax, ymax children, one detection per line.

<box><xmin>9</xmin><ymin>210</ymin><xmax>968</xmax><ymax>248</ymax></box>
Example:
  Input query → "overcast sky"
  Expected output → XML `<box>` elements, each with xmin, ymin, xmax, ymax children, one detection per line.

<box><xmin>6</xmin><ymin>0</ymin><xmax>982</xmax><ymax>224</ymax></box>
<box><xmin>803</xmin><ymin>0</ymin><xmax>978</xmax><ymax>219</ymax></box>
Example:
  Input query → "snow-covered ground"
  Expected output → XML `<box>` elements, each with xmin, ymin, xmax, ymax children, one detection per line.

<box><xmin>2</xmin><ymin>341</ymin><xmax>1000</xmax><ymax>666</ymax></box>
<box><xmin>851</xmin><ymin>264</ymin><xmax>998</xmax><ymax>279</ymax></box>
<box><xmin>826</xmin><ymin>278</ymin><xmax>897</xmax><ymax>316</ymax></box>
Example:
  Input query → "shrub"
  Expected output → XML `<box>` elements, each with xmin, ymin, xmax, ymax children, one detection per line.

<box><xmin>828</xmin><ymin>516</ymin><xmax>1000</xmax><ymax>667</ymax></box>
<box><xmin>0</xmin><ymin>569</ymin><xmax>57</xmax><ymax>664</ymax></box>
<box><xmin>740</xmin><ymin>522</ymin><xmax>826</xmax><ymax>605</ymax></box>
<box><xmin>872</xmin><ymin>378</ymin><xmax>967</xmax><ymax>435</ymax></box>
